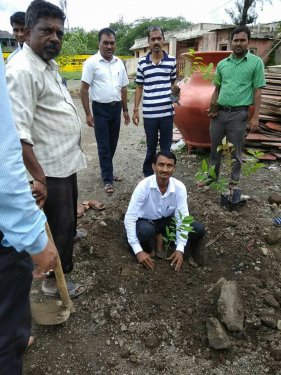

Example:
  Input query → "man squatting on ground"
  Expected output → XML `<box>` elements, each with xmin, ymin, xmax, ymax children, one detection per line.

<box><xmin>0</xmin><ymin>48</ymin><xmax>57</xmax><ymax>375</ymax></box>
<box><xmin>133</xmin><ymin>26</ymin><xmax>180</xmax><ymax>177</ymax></box>
<box><xmin>6</xmin><ymin>0</ymin><xmax>87</xmax><ymax>297</ymax></box>
<box><xmin>208</xmin><ymin>25</ymin><xmax>266</xmax><ymax>185</ymax></box>
<box><xmin>7</xmin><ymin>11</ymin><xmax>26</xmax><ymax>63</ymax></box>
<box><xmin>80</xmin><ymin>27</ymin><xmax>130</xmax><ymax>195</ymax></box>
<box><xmin>124</xmin><ymin>151</ymin><xmax>205</xmax><ymax>271</ymax></box>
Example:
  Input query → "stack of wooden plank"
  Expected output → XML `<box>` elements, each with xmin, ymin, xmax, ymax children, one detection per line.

<box><xmin>245</xmin><ymin>65</ymin><xmax>281</xmax><ymax>159</ymax></box>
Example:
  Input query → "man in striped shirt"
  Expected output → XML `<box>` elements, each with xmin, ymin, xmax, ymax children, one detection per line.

<box><xmin>133</xmin><ymin>26</ymin><xmax>179</xmax><ymax>177</ymax></box>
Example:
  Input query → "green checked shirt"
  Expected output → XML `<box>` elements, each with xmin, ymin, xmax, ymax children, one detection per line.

<box><xmin>214</xmin><ymin>50</ymin><xmax>266</xmax><ymax>107</ymax></box>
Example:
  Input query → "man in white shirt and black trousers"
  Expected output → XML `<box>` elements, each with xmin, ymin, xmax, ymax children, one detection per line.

<box><xmin>124</xmin><ymin>150</ymin><xmax>205</xmax><ymax>271</ymax></box>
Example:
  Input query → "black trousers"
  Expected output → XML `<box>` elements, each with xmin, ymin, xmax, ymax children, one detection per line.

<box><xmin>44</xmin><ymin>174</ymin><xmax>78</xmax><ymax>274</ymax></box>
<box><xmin>136</xmin><ymin>217</ymin><xmax>205</xmax><ymax>253</ymax></box>
<box><xmin>0</xmin><ymin>233</ymin><xmax>33</xmax><ymax>375</ymax></box>
<box><xmin>92</xmin><ymin>101</ymin><xmax>122</xmax><ymax>185</ymax></box>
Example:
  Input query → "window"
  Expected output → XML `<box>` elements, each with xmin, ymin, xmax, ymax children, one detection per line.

<box><xmin>136</xmin><ymin>51</ymin><xmax>139</xmax><ymax>58</ymax></box>
<box><xmin>219</xmin><ymin>44</ymin><xmax>228</xmax><ymax>51</ymax></box>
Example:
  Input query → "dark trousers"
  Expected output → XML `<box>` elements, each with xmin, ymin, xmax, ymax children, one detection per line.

<box><xmin>92</xmin><ymin>101</ymin><xmax>122</xmax><ymax>185</ymax></box>
<box><xmin>136</xmin><ymin>217</ymin><xmax>205</xmax><ymax>253</ymax></box>
<box><xmin>44</xmin><ymin>174</ymin><xmax>78</xmax><ymax>274</ymax></box>
<box><xmin>143</xmin><ymin>116</ymin><xmax>174</xmax><ymax>177</ymax></box>
<box><xmin>0</xmin><ymin>233</ymin><xmax>33</xmax><ymax>375</ymax></box>
<box><xmin>209</xmin><ymin>109</ymin><xmax>248</xmax><ymax>182</ymax></box>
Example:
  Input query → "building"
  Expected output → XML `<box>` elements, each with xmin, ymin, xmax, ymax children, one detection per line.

<box><xmin>127</xmin><ymin>22</ymin><xmax>281</xmax><ymax>77</ymax></box>
<box><xmin>0</xmin><ymin>31</ymin><xmax>16</xmax><ymax>51</ymax></box>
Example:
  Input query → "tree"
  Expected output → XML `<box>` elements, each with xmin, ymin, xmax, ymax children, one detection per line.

<box><xmin>110</xmin><ymin>16</ymin><xmax>192</xmax><ymax>56</ymax></box>
<box><xmin>226</xmin><ymin>0</ymin><xmax>272</xmax><ymax>25</ymax></box>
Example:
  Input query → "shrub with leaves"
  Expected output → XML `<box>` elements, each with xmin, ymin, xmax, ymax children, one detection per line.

<box><xmin>195</xmin><ymin>138</ymin><xmax>264</xmax><ymax>194</ymax></box>
<box><xmin>163</xmin><ymin>211</ymin><xmax>194</xmax><ymax>257</ymax></box>
<box><xmin>183</xmin><ymin>48</ymin><xmax>219</xmax><ymax>85</ymax></box>
<box><xmin>242</xmin><ymin>149</ymin><xmax>264</xmax><ymax>177</ymax></box>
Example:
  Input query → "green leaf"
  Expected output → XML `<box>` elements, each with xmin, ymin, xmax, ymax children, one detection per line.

<box><xmin>202</xmin><ymin>159</ymin><xmax>208</xmax><ymax>172</ymax></box>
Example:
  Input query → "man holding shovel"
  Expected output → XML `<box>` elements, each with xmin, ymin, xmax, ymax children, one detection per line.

<box><xmin>0</xmin><ymin>48</ymin><xmax>57</xmax><ymax>375</ymax></box>
<box><xmin>6</xmin><ymin>0</ymin><xmax>87</xmax><ymax>297</ymax></box>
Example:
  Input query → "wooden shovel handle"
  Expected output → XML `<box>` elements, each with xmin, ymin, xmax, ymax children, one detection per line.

<box><xmin>45</xmin><ymin>222</ymin><xmax>72</xmax><ymax>309</ymax></box>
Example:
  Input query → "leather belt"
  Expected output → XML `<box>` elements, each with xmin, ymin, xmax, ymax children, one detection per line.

<box><xmin>93</xmin><ymin>101</ymin><xmax>121</xmax><ymax>106</ymax></box>
<box><xmin>219</xmin><ymin>105</ymin><xmax>249</xmax><ymax>112</ymax></box>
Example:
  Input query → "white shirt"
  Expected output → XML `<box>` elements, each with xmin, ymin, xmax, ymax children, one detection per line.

<box><xmin>6</xmin><ymin>44</ymin><xmax>22</xmax><ymax>63</ymax></box>
<box><xmin>6</xmin><ymin>44</ymin><xmax>87</xmax><ymax>178</ymax></box>
<box><xmin>124</xmin><ymin>175</ymin><xmax>189</xmax><ymax>254</ymax></box>
<box><xmin>81</xmin><ymin>51</ymin><xmax>129</xmax><ymax>102</ymax></box>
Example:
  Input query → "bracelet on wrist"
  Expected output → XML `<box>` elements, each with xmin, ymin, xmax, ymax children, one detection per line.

<box><xmin>133</xmin><ymin>108</ymin><xmax>139</xmax><ymax>112</ymax></box>
<box><xmin>123</xmin><ymin>108</ymin><xmax>128</xmax><ymax>112</ymax></box>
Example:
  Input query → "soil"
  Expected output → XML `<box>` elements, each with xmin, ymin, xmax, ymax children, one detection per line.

<box><xmin>24</xmin><ymin>82</ymin><xmax>281</xmax><ymax>375</ymax></box>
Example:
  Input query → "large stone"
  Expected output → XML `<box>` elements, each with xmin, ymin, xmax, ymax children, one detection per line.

<box><xmin>264</xmin><ymin>294</ymin><xmax>280</xmax><ymax>308</ymax></box>
<box><xmin>217</xmin><ymin>281</ymin><xmax>244</xmax><ymax>332</ymax></box>
<box><xmin>270</xmin><ymin>341</ymin><xmax>281</xmax><ymax>361</ymax></box>
<box><xmin>268</xmin><ymin>193</ymin><xmax>281</xmax><ymax>205</ymax></box>
<box><xmin>206</xmin><ymin>317</ymin><xmax>231</xmax><ymax>350</ymax></box>
<box><xmin>264</xmin><ymin>230</ymin><xmax>281</xmax><ymax>245</ymax></box>
<box><xmin>243</xmin><ymin>276</ymin><xmax>264</xmax><ymax>288</ymax></box>
<box><xmin>144</xmin><ymin>333</ymin><xmax>160</xmax><ymax>349</ymax></box>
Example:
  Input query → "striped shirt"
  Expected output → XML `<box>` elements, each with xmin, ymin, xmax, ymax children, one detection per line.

<box><xmin>135</xmin><ymin>51</ymin><xmax>177</xmax><ymax>118</ymax></box>
<box><xmin>6</xmin><ymin>44</ymin><xmax>87</xmax><ymax>178</ymax></box>
<box><xmin>215</xmin><ymin>50</ymin><xmax>266</xmax><ymax>106</ymax></box>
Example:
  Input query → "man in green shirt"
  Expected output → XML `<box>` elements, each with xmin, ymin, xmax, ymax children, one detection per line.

<box><xmin>208</xmin><ymin>26</ymin><xmax>266</xmax><ymax>184</ymax></box>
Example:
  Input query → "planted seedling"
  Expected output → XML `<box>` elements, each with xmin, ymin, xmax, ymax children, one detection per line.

<box><xmin>163</xmin><ymin>211</ymin><xmax>194</xmax><ymax>258</ymax></box>
<box><xmin>195</xmin><ymin>138</ymin><xmax>264</xmax><ymax>210</ymax></box>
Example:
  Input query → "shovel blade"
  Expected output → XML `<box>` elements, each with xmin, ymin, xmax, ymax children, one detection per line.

<box><xmin>31</xmin><ymin>300</ymin><xmax>71</xmax><ymax>325</ymax></box>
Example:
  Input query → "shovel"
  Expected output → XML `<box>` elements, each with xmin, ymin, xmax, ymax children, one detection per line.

<box><xmin>31</xmin><ymin>223</ymin><xmax>73</xmax><ymax>325</ymax></box>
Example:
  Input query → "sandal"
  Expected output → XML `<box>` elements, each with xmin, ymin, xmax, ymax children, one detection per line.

<box><xmin>113</xmin><ymin>175</ymin><xmax>122</xmax><ymax>182</ymax></box>
<box><xmin>77</xmin><ymin>203</ymin><xmax>86</xmax><ymax>218</ymax></box>
<box><xmin>73</xmin><ymin>228</ymin><xmax>88</xmax><ymax>242</ymax></box>
<box><xmin>42</xmin><ymin>279</ymin><xmax>86</xmax><ymax>299</ymax></box>
<box><xmin>83</xmin><ymin>200</ymin><xmax>105</xmax><ymax>211</ymax></box>
<box><xmin>104</xmin><ymin>184</ymin><xmax>114</xmax><ymax>194</ymax></box>
<box><xmin>273</xmin><ymin>217</ymin><xmax>281</xmax><ymax>227</ymax></box>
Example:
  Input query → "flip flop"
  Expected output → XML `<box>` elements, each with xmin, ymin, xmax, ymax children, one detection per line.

<box><xmin>77</xmin><ymin>203</ymin><xmax>86</xmax><ymax>218</ymax></box>
<box><xmin>73</xmin><ymin>228</ymin><xmax>88</xmax><ymax>242</ymax></box>
<box><xmin>113</xmin><ymin>176</ymin><xmax>122</xmax><ymax>182</ymax></box>
<box><xmin>83</xmin><ymin>200</ymin><xmax>105</xmax><ymax>211</ymax></box>
<box><xmin>104</xmin><ymin>184</ymin><xmax>114</xmax><ymax>194</ymax></box>
<box><xmin>42</xmin><ymin>279</ymin><xmax>85</xmax><ymax>299</ymax></box>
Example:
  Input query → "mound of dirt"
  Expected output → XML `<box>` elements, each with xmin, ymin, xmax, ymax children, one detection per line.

<box><xmin>24</xmin><ymin>86</ymin><xmax>281</xmax><ymax>375</ymax></box>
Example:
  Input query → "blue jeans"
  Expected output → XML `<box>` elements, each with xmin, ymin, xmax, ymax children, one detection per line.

<box><xmin>143</xmin><ymin>116</ymin><xmax>174</xmax><ymax>177</ymax></box>
<box><xmin>92</xmin><ymin>101</ymin><xmax>121</xmax><ymax>185</ymax></box>
<box><xmin>0</xmin><ymin>233</ymin><xmax>33</xmax><ymax>375</ymax></box>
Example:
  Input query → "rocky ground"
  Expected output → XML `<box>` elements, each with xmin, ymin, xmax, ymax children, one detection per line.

<box><xmin>23</xmin><ymin>82</ymin><xmax>281</xmax><ymax>375</ymax></box>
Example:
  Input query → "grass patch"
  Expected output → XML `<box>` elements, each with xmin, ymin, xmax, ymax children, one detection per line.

<box><xmin>60</xmin><ymin>71</ymin><xmax>82</xmax><ymax>80</ymax></box>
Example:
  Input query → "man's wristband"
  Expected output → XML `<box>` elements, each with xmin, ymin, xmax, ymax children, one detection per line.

<box><xmin>123</xmin><ymin>108</ymin><xmax>128</xmax><ymax>112</ymax></box>
<box><xmin>133</xmin><ymin>108</ymin><xmax>139</xmax><ymax>112</ymax></box>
